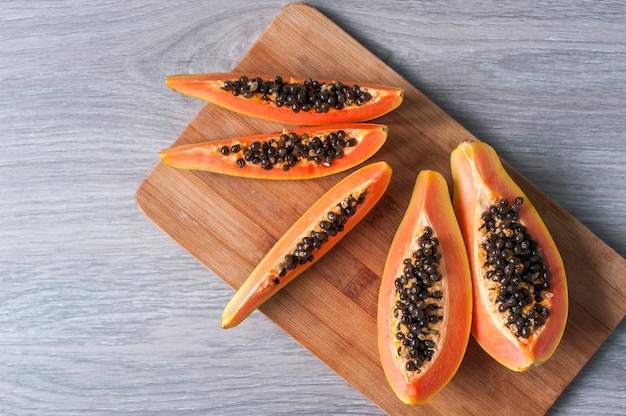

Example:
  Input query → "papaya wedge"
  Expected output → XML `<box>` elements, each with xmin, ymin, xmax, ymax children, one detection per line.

<box><xmin>221</xmin><ymin>161</ymin><xmax>393</xmax><ymax>328</ymax></box>
<box><xmin>378</xmin><ymin>170</ymin><xmax>472</xmax><ymax>405</ymax></box>
<box><xmin>166</xmin><ymin>73</ymin><xmax>404</xmax><ymax>125</ymax></box>
<box><xmin>450</xmin><ymin>141</ymin><xmax>568</xmax><ymax>371</ymax></box>
<box><xmin>159</xmin><ymin>124</ymin><xmax>388</xmax><ymax>180</ymax></box>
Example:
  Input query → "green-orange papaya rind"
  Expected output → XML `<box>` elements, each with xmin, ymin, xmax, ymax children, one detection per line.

<box><xmin>159</xmin><ymin>124</ymin><xmax>388</xmax><ymax>180</ymax></box>
<box><xmin>221</xmin><ymin>161</ymin><xmax>393</xmax><ymax>328</ymax></box>
<box><xmin>450</xmin><ymin>141</ymin><xmax>568</xmax><ymax>372</ymax></box>
<box><xmin>166</xmin><ymin>72</ymin><xmax>404</xmax><ymax>125</ymax></box>
<box><xmin>378</xmin><ymin>170</ymin><xmax>472</xmax><ymax>405</ymax></box>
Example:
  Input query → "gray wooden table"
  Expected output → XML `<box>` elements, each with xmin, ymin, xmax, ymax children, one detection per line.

<box><xmin>1</xmin><ymin>1</ymin><xmax>624</xmax><ymax>414</ymax></box>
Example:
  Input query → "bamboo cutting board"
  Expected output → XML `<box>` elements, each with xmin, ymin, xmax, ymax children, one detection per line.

<box><xmin>136</xmin><ymin>2</ymin><xmax>626</xmax><ymax>414</ymax></box>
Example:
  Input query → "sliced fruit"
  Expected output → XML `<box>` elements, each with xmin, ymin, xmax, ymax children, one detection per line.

<box><xmin>159</xmin><ymin>124</ymin><xmax>388</xmax><ymax>180</ymax></box>
<box><xmin>166</xmin><ymin>73</ymin><xmax>404</xmax><ymax>125</ymax></box>
<box><xmin>378</xmin><ymin>170</ymin><xmax>472</xmax><ymax>405</ymax></box>
<box><xmin>221</xmin><ymin>161</ymin><xmax>393</xmax><ymax>328</ymax></box>
<box><xmin>450</xmin><ymin>141</ymin><xmax>568</xmax><ymax>371</ymax></box>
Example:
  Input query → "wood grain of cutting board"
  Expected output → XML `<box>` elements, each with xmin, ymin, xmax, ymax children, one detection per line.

<box><xmin>136</xmin><ymin>2</ymin><xmax>626</xmax><ymax>414</ymax></box>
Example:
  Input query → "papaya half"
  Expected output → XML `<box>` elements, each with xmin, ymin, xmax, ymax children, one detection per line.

<box><xmin>221</xmin><ymin>161</ymin><xmax>393</xmax><ymax>328</ymax></box>
<box><xmin>165</xmin><ymin>73</ymin><xmax>404</xmax><ymax>125</ymax></box>
<box><xmin>159</xmin><ymin>124</ymin><xmax>388</xmax><ymax>180</ymax></box>
<box><xmin>450</xmin><ymin>141</ymin><xmax>568</xmax><ymax>371</ymax></box>
<box><xmin>378</xmin><ymin>170</ymin><xmax>472</xmax><ymax>405</ymax></box>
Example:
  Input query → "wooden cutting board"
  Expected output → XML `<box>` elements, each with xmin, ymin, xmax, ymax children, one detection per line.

<box><xmin>136</xmin><ymin>2</ymin><xmax>626</xmax><ymax>414</ymax></box>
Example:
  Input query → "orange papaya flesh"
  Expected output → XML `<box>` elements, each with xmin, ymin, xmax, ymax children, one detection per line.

<box><xmin>165</xmin><ymin>73</ymin><xmax>404</xmax><ymax>125</ymax></box>
<box><xmin>159</xmin><ymin>124</ymin><xmax>388</xmax><ymax>180</ymax></box>
<box><xmin>378</xmin><ymin>170</ymin><xmax>472</xmax><ymax>405</ymax></box>
<box><xmin>450</xmin><ymin>141</ymin><xmax>568</xmax><ymax>372</ymax></box>
<box><xmin>221</xmin><ymin>161</ymin><xmax>393</xmax><ymax>328</ymax></box>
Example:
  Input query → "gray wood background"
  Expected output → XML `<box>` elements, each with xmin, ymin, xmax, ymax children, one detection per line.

<box><xmin>1</xmin><ymin>1</ymin><xmax>624</xmax><ymax>414</ymax></box>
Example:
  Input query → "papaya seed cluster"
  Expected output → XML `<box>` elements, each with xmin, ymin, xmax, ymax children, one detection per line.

<box><xmin>393</xmin><ymin>226</ymin><xmax>444</xmax><ymax>374</ymax></box>
<box><xmin>221</xmin><ymin>75</ymin><xmax>373</xmax><ymax>114</ymax></box>
<box><xmin>271</xmin><ymin>192</ymin><xmax>366</xmax><ymax>286</ymax></box>
<box><xmin>480</xmin><ymin>197</ymin><xmax>552</xmax><ymax>340</ymax></box>
<box><xmin>219</xmin><ymin>130</ymin><xmax>357</xmax><ymax>172</ymax></box>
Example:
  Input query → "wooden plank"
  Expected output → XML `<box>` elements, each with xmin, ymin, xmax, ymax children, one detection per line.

<box><xmin>136</xmin><ymin>3</ymin><xmax>626</xmax><ymax>414</ymax></box>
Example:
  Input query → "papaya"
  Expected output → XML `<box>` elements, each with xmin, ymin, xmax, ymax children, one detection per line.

<box><xmin>159</xmin><ymin>124</ymin><xmax>388</xmax><ymax>180</ymax></box>
<box><xmin>378</xmin><ymin>170</ymin><xmax>472</xmax><ymax>405</ymax></box>
<box><xmin>450</xmin><ymin>141</ymin><xmax>568</xmax><ymax>371</ymax></box>
<box><xmin>165</xmin><ymin>73</ymin><xmax>404</xmax><ymax>125</ymax></box>
<box><xmin>221</xmin><ymin>161</ymin><xmax>393</xmax><ymax>328</ymax></box>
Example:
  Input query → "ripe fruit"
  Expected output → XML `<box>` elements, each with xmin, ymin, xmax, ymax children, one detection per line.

<box><xmin>378</xmin><ymin>170</ymin><xmax>472</xmax><ymax>404</ymax></box>
<box><xmin>450</xmin><ymin>141</ymin><xmax>568</xmax><ymax>371</ymax></box>
<box><xmin>159</xmin><ymin>124</ymin><xmax>387</xmax><ymax>180</ymax></box>
<box><xmin>222</xmin><ymin>161</ymin><xmax>393</xmax><ymax>328</ymax></box>
<box><xmin>166</xmin><ymin>73</ymin><xmax>404</xmax><ymax>125</ymax></box>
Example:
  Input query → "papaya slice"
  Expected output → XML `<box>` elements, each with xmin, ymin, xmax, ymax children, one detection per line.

<box><xmin>450</xmin><ymin>141</ymin><xmax>568</xmax><ymax>371</ymax></box>
<box><xmin>165</xmin><ymin>73</ymin><xmax>404</xmax><ymax>125</ymax></box>
<box><xmin>221</xmin><ymin>161</ymin><xmax>393</xmax><ymax>328</ymax></box>
<box><xmin>378</xmin><ymin>170</ymin><xmax>472</xmax><ymax>405</ymax></box>
<box><xmin>159</xmin><ymin>124</ymin><xmax>388</xmax><ymax>180</ymax></box>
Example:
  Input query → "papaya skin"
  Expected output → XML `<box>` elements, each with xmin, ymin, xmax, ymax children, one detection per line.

<box><xmin>450</xmin><ymin>141</ymin><xmax>568</xmax><ymax>372</ymax></box>
<box><xmin>221</xmin><ymin>161</ymin><xmax>393</xmax><ymax>328</ymax></box>
<box><xmin>166</xmin><ymin>73</ymin><xmax>404</xmax><ymax>125</ymax></box>
<box><xmin>378</xmin><ymin>170</ymin><xmax>472</xmax><ymax>405</ymax></box>
<box><xmin>158</xmin><ymin>124</ymin><xmax>388</xmax><ymax>180</ymax></box>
